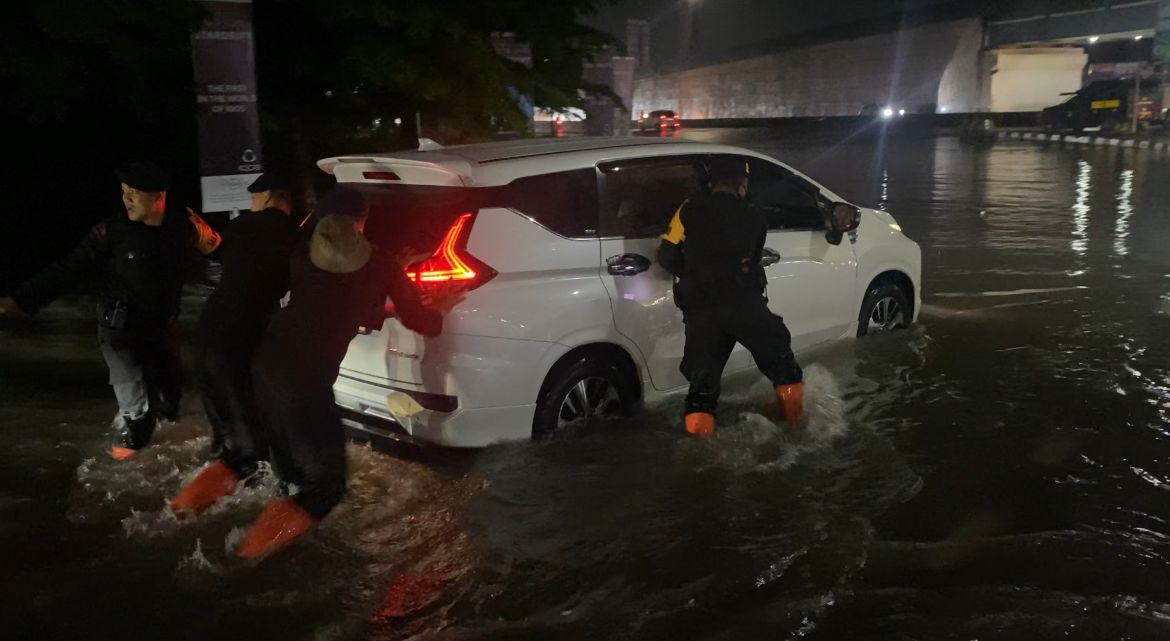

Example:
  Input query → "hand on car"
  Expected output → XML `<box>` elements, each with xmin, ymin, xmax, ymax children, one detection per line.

<box><xmin>392</xmin><ymin>245</ymin><xmax>431</xmax><ymax>268</ymax></box>
<box><xmin>0</xmin><ymin>297</ymin><xmax>29</xmax><ymax>320</ymax></box>
<box><xmin>422</xmin><ymin>284</ymin><xmax>467</xmax><ymax>315</ymax></box>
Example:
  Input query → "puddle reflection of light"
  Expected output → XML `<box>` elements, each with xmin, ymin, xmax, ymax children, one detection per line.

<box><xmin>1072</xmin><ymin>160</ymin><xmax>1091</xmax><ymax>255</ymax></box>
<box><xmin>1114</xmin><ymin>169</ymin><xmax>1134</xmax><ymax>257</ymax></box>
<box><xmin>879</xmin><ymin>169</ymin><xmax>889</xmax><ymax>211</ymax></box>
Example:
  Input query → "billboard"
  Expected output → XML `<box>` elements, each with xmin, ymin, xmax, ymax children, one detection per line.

<box><xmin>191</xmin><ymin>0</ymin><xmax>263</xmax><ymax>213</ymax></box>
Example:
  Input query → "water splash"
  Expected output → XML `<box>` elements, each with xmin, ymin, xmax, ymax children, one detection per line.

<box><xmin>176</xmin><ymin>538</ymin><xmax>223</xmax><ymax>574</ymax></box>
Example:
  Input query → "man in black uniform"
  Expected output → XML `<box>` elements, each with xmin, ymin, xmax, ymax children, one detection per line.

<box><xmin>0</xmin><ymin>162</ymin><xmax>221</xmax><ymax>457</ymax></box>
<box><xmin>170</xmin><ymin>169</ymin><xmax>303</xmax><ymax>517</ymax></box>
<box><xmin>657</xmin><ymin>157</ymin><xmax>803</xmax><ymax>436</ymax></box>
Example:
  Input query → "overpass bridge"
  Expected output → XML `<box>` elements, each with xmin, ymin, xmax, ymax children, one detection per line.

<box><xmin>990</xmin><ymin>1</ymin><xmax>1159</xmax><ymax>47</ymax></box>
<box><xmin>629</xmin><ymin>2</ymin><xmax>1170</xmax><ymax>121</ymax></box>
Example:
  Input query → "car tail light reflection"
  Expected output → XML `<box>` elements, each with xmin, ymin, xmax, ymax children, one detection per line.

<box><xmin>405</xmin><ymin>213</ymin><xmax>496</xmax><ymax>290</ymax></box>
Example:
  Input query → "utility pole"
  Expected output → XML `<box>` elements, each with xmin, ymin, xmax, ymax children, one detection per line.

<box><xmin>1133</xmin><ymin>66</ymin><xmax>1141</xmax><ymax>134</ymax></box>
<box><xmin>1157</xmin><ymin>1</ymin><xmax>1170</xmax><ymax>123</ymax></box>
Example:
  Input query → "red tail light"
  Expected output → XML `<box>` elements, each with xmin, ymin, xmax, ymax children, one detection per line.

<box><xmin>405</xmin><ymin>213</ymin><xmax>496</xmax><ymax>290</ymax></box>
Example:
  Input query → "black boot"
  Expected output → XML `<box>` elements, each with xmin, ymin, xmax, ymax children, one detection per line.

<box><xmin>120</xmin><ymin>413</ymin><xmax>159</xmax><ymax>450</ymax></box>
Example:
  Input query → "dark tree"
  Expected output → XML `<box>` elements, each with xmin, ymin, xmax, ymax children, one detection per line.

<box><xmin>0</xmin><ymin>0</ymin><xmax>614</xmax><ymax>287</ymax></box>
<box><xmin>253</xmin><ymin>0</ymin><xmax>616</xmax><ymax>170</ymax></box>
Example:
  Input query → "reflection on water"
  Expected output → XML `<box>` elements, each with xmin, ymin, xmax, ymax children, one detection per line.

<box><xmin>4</xmin><ymin>132</ymin><xmax>1170</xmax><ymax>639</ymax></box>
<box><xmin>1115</xmin><ymin>168</ymin><xmax>1134</xmax><ymax>258</ymax></box>
<box><xmin>1072</xmin><ymin>159</ymin><xmax>1091</xmax><ymax>256</ymax></box>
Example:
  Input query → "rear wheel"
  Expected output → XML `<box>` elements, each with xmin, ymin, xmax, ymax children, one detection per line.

<box><xmin>533</xmin><ymin>356</ymin><xmax>635</xmax><ymax>438</ymax></box>
<box><xmin>857</xmin><ymin>283</ymin><xmax>912</xmax><ymax>336</ymax></box>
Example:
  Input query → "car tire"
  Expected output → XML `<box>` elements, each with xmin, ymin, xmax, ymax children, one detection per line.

<box><xmin>533</xmin><ymin>356</ymin><xmax>634</xmax><ymax>438</ymax></box>
<box><xmin>857</xmin><ymin>283</ymin><xmax>912</xmax><ymax>337</ymax></box>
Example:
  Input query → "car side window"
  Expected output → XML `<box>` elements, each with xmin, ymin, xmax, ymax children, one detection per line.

<box><xmin>504</xmin><ymin>168</ymin><xmax>599</xmax><ymax>238</ymax></box>
<box><xmin>742</xmin><ymin>157</ymin><xmax>828</xmax><ymax>231</ymax></box>
<box><xmin>599</xmin><ymin>157</ymin><xmax>704</xmax><ymax>238</ymax></box>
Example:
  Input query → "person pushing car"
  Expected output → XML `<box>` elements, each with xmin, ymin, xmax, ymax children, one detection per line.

<box><xmin>657</xmin><ymin>157</ymin><xmax>804</xmax><ymax>435</ymax></box>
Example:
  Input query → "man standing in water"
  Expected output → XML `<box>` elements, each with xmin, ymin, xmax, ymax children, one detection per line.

<box><xmin>170</xmin><ymin>169</ymin><xmax>304</xmax><ymax>517</ymax></box>
<box><xmin>168</xmin><ymin>186</ymin><xmax>463</xmax><ymax>561</ymax></box>
<box><xmin>0</xmin><ymin>161</ymin><xmax>220</xmax><ymax>457</ymax></box>
<box><xmin>657</xmin><ymin>157</ymin><xmax>804</xmax><ymax>435</ymax></box>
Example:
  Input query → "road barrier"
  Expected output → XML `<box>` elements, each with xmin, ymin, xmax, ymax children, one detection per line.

<box><xmin>1008</xmin><ymin>131</ymin><xmax>1170</xmax><ymax>153</ymax></box>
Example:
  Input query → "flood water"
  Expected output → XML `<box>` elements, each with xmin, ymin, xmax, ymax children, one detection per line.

<box><xmin>4</xmin><ymin>131</ymin><xmax>1170</xmax><ymax>640</ymax></box>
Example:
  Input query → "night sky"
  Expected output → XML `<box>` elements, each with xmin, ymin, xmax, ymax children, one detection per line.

<box><xmin>590</xmin><ymin>0</ymin><xmax>1105</xmax><ymax>71</ymax></box>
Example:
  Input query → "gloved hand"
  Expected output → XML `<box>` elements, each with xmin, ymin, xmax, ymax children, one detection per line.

<box><xmin>0</xmin><ymin>297</ymin><xmax>29</xmax><ymax>320</ymax></box>
<box><xmin>422</xmin><ymin>284</ymin><xmax>467</xmax><ymax>315</ymax></box>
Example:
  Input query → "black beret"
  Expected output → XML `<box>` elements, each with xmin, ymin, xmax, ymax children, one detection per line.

<box><xmin>116</xmin><ymin>161</ymin><xmax>170</xmax><ymax>192</ymax></box>
<box><xmin>706</xmin><ymin>157</ymin><xmax>750</xmax><ymax>182</ymax></box>
<box><xmin>248</xmin><ymin>169</ymin><xmax>297</xmax><ymax>194</ymax></box>
<box><xmin>315</xmin><ymin>186</ymin><xmax>367</xmax><ymax>218</ymax></box>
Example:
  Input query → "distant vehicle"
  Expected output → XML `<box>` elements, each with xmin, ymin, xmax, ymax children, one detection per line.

<box><xmin>859</xmin><ymin>104</ymin><xmax>908</xmax><ymax>120</ymax></box>
<box><xmin>318</xmin><ymin>138</ymin><xmax>922</xmax><ymax>447</ymax></box>
<box><xmin>1041</xmin><ymin>80</ymin><xmax>1130</xmax><ymax>132</ymax></box>
<box><xmin>639</xmin><ymin>109</ymin><xmax>681</xmax><ymax>133</ymax></box>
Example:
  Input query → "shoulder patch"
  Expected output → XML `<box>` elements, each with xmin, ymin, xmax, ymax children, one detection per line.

<box><xmin>661</xmin><ymin>199</ymin><xmax>688</xmax><ymax>244</ymax></box>
<box><xmin>188</xmin><ymin>209</ymin><xmax>222</xmax><ymax>255</ymax></box>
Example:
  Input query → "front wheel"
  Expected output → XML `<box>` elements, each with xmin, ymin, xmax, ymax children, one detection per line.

<box><xmin>857</xmin><ymin>284</ymin><xmax>912</xmax><ymax>336</ymax></box>
<box><xmin>533</xmin><ymin>357</ymin><xmax>634</xmax><ymax>438</ymax></box>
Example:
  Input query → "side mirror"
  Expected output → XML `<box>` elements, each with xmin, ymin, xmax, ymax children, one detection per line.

<box><xmin>825</xmin><ymin>202</ymin><xmax>861</xmax><ymax>246</ymax></box>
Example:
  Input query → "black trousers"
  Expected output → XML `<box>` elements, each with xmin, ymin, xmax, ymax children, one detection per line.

<box><xmin>251</xmin><ymin>359</ymin><xmax>346</xmax><ymax>521</ymax></box>
<box><xmin>193</xmin><ymin>339</ymin><xmax>267</xmax><ymax>477</ymax></box>
<box><xmin>681</xmin><ymin>298</ymin><xmax>803</xmax><ymax>416</ymax></box>
<box><xmin>99</xmin><ymin>321</ymin><xmax>183</xmax><ymax>422</ymax></box>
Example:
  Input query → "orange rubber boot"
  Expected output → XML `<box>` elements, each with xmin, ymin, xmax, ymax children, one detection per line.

<box><xmin>776</xmin><ymin>383</ymin><xmax>804</xmax><ymax>422</ymax></box>
<box><xmin>236</xmin><ymin>498</ymin><xmax>318</xmax><ymax>562</ymax></box>
<box><xmin>685</xmin><ymin>412</ymin><xmax>716</xmax><ymax>436</ymax></box>
<box><xmin>170</xmin><ymin>460</ymin><xmax>239</xmax><ymax>518</ymax></box>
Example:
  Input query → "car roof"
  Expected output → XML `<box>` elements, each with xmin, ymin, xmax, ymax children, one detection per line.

<box><xmin>317</xmin><ymin>137</ymin><xmax>844</xmax><ymax>202</ymax></box>
<box><xmin>377</xmin><ymin>137</ymin><xmax>689</xmax><ymax>164</ymax></box>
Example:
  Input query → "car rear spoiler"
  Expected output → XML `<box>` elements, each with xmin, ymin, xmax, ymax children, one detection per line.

<box><xmin>317</xmin><ymin>155</ymin><xmax>473</xmax><ymax>187</ymax></box>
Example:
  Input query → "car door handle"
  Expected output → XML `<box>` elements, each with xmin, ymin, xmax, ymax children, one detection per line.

<box><xmin>607</xmin><ymin>253</ymin><xmax>652</xmax><ymax>276</ymax></box>
<box><xmin>761</xmin><ymin>247</ymin><xmax>781</xmax><ymax>267</ymax></box>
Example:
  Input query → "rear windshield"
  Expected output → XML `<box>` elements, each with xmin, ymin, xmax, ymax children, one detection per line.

<box><xmin>353</xmin><ymin>184</ymin><xmax>470</xmax><ymax>254</ymax></box>
<box><xmin>347</xmin><ymin>168</ymin><xmax>600</xmax><ymax>245</ymax></box>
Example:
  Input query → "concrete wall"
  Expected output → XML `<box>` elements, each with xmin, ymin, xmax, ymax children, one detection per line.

<box><xmin>938</xmin><ymin>19</ymin><xmax>986</xmax><ymax>113</ymax></box>
<box><xmin>987</xmin><ymin>47</ymin><xmax>1087</xmax><ymax>112</ymax></box>
<box><xmin>633</xmin><ymin>18</ymin><xmax>986</xmax><ymax>119</ymax></box>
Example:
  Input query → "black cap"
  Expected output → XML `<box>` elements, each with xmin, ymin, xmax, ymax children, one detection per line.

<box><xmin>315</xmin><ymin>186</ymin><xmax>367</xmax><ymax>218</ymax></box>
<box><xmin>706</xmin><ymin>157</ymin><xmax>750</xmax><ymax>182</ymax></box>
<box><xmin>116</xmin><ymin>161</ymin><xmax>170</xmax><ymax>192</ymax></box>
<box><xmin>248</xmin><ymin>169</ymin><xmax>296</xmax><ymax>194</ymax></box>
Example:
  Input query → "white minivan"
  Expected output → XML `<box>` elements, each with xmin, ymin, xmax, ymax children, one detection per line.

<box><xmin>321</xmin><ymin>138</ymin><xmax>921</xmax><ymax>447</ymax></box>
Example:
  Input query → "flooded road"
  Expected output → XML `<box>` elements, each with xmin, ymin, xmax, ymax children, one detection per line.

<box><xmin>4</xmin><ymin>132</ymin><xmax>1170</xmax><ymax>640</ymax></box>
